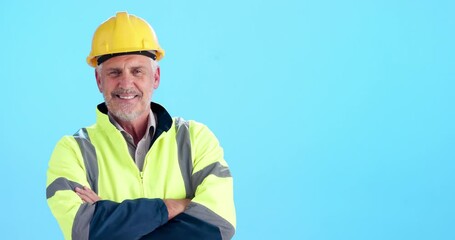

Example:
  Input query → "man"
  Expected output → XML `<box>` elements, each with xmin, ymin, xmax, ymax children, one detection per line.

<box><xmin>46</xmin><ymin>12</ymin><xmax>236</xmax><ymax>240</ymax></box>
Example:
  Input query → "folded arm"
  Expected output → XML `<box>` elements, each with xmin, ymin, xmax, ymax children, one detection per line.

<box><xmin>143</xmin><ymin>122</ymin><xmax>236</xmax><ymax>239</ymax></box>
<box><xmin>47</xmin><ymin>136</ymin><xmax>172</xmax><ymax>240</ymax></box>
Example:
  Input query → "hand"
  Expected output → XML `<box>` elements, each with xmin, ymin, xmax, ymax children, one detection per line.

<box><xmin>163</xmin><ymin>199</ymin><xmax>191</xmax><ymax>220</ymax></box>
<box><xmin>75</xmin><ymin>186</ymin><xmax>101</xmax><ymax>204</ymax></box>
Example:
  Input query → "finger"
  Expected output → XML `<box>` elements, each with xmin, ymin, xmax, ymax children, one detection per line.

<box><xmin>76</xmin><ymin>186</ymin><xmax>95</xmax><ymax>198</ymax></box>
<box><xmin>75</xmin><ymin>187</ymin><xmax>100</xmax><ymax>203</ymax></box>
<box><xmin>76</xmin><ymin>192</ymin><xmax>93</xmax><ymax>204</ymax></box>
<box><xmin>83</xmin><ymin>186</ymin><xmax>101</xmax><ymax>202</ymax></box>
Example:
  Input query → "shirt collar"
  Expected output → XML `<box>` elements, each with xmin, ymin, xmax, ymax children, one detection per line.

<box><xmin>107</xmin><ymin>109</ymin><xmax>156</xmax><ymax>141</ymax></box>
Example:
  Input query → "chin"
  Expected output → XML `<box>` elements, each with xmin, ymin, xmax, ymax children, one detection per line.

<box><xmin>112</xmin><ymin>111</ymin><xmax>141</xmax><ymax>122</ymax></box>
<box><xmin>106</xmin><ymin>99</ymin><xmax>148</xmax><ymax>121</ymax></box>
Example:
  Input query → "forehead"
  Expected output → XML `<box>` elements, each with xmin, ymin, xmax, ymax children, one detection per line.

<box><xmin>101</xmin><ymin>54</ymin><xmax>151</xmax><ymax>68</ymax></box>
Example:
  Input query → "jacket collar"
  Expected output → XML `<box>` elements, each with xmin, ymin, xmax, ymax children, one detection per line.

<box><xmin>96</xmin><ymin>102</ymin><xmax>173</xmax><ymax>134</ymax></box>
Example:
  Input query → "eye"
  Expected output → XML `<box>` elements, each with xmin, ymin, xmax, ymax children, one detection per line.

<box><xmin>108</xmin><ymin>70</ymin><xmax>120</xmax><ymax>77</ymax></box>
<box><xmin>133</xmin><ymin>69</ymin><xmax>143</xmax><ymax>75</ymax></box>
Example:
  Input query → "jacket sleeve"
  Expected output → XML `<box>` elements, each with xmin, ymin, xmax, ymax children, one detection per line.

<box><xmin>47</xmin><ymin>136</ymin><xmax>94</xmax><ymax>240</ymax></box>
<box><xmin>139</xmin><ymin>213</ymin><xmax>222</xmax><ymax>240</ymax></box>
<box><xmin>183</xmin><ymin>122</ymin><xmax>236</xmax><ymax>240</ymax></box>
<box><xmin>46</xmin><ymin>136</ymin><xmax>168</xmax><ymax>240</ymax></box>
<box><xmin>140</xmin><ymin>122</ymin><xmax>236</xmax><ymax>240</ymax></box>
<box><xmin>89</xmin><ymin>199</ymin><xmax>168</xmax><ymax>240</ymax></box>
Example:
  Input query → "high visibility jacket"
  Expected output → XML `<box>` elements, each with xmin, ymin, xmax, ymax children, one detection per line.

<box><xmin>46</xmin><ymin>102</ymin><xmax>236</xmax><ymax>240</ymax></box>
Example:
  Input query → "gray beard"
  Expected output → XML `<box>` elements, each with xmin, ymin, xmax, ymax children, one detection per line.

<box><xmin>105</xmin><ymin>98</ymin><xmax>143</xmax><ymax>122</ymax></box>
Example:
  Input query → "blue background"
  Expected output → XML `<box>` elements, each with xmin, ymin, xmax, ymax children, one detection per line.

<box><xmin>1</xmin><ymin>0</ymin><xmax>454</xmax><ymax>239</ymax></box>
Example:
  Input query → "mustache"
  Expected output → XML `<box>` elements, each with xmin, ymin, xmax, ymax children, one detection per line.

<box><xmin>111</xmin><ymin>88</ymin><xmax>142</xmax><ymax>96</ymax></box>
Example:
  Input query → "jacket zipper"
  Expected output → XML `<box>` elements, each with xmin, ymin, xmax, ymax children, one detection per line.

<box><xmin>139</xmin><ymin>171</ymin><xmax>145</xmax><ymax>196</ymax></box>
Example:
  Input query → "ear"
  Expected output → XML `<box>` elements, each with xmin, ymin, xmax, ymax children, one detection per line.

<box><xmin>153</xmin><ymin>66</ymin><xmax>161</xmax><ymax>89</ymax></box>
<box><xmin>95</xmin><ymin>69</ymin><xmax>103</xmax><ymax>92</ymax></box>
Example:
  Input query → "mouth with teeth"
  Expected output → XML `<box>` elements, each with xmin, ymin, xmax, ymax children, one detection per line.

<box><xmin>112</xmin><ymin>89</ymin><xmax>141</xmax><ymax>101</ymax></box>
<box><xmin>117</xmin><ymin>94</ymin><xmax>137</xmax><ymax>100</ymax></box>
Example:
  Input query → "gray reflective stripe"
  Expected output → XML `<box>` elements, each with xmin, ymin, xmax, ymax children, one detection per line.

<box><xmin>192</xmin><ymin>162</ymin><xmax>231</xmax><ymax>192</ymax></box>
<box><xmin>46</xmin><ymin>177</ymin><xmax>83</xmax><ymax>199</ymax></box>
<box><xmin>186</xmin><ymin>202</ymin><xmax>235</xmax><ymax>240</ymax></box>
<box><xmin>74</xmin><ymin>128</ymin><xmax>99</xmax><ymax>194</ymax></box>
<box><xmin>175</xmin><ymin>117</ymin><xmax>194</xmax><ymax>198</ymax></box>
<box><xmin>175</xmin><ymin>118</ymin><xmax>232</xmax><ymax>198</ymax></box>
<box><xmin>72</xmin><ymin>203</ymin><xmax>96</xmax><ymax>239</ymax></box>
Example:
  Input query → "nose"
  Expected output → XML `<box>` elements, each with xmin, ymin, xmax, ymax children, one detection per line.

<box><xmin>118</xmin><ymin>72</ymin><xmax>134</xmax><ymax>88</ymax></box>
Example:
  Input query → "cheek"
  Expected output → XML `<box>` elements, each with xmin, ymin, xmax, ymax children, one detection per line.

<box><xmin>145</xmin><ymin>88</ymin><xmax>154</xmax><ymax>97</ymax></box>
<box><xmin>141</xmin><ymin>85</ymin><xmax>154</xmax><ymax>99</ymax></box>
<box><xmin>102</xmin><ymin>81</ymin><xmax>116</xmax><ymax>92</ymax></box>
<box><xmin>98</xmin><ymin>79</ymin><xmax>112</xmax><ymax>93</ymax></box>
<box><xmin>98</xmin><ymin>84</ymin><xmax>106</xmax><ymax>94</ymax></box>
<box><xmin>144</xmin><ymin>81</ymin><xmax>156</xmax><ymax>94</ymax></box>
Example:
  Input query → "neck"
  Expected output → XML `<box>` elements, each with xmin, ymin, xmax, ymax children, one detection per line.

<box><xmin>114</xmin><ymin>113</ymin><xmax>149</xmax><ymax>145</ymax></box>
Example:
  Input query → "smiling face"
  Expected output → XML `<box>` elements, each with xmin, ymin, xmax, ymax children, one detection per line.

<box><xmin>95</xmin><ymin>54</ymin><xmax>160</xmax><ymax>123</ymax></box>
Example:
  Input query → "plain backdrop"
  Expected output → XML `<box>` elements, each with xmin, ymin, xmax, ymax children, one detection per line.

<box><xmin>1</xmin><ymin>0</ymin><xmax>454</xmax><ymax>239</ymax></box>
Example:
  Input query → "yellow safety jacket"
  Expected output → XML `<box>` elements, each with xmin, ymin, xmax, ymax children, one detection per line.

<box><xmin>46</xmin><ymin>102</ymin><xmax>236</xmax><ymax>240</ymax></box>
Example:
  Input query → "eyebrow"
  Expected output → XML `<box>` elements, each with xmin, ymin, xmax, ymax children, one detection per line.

<box><xmin>105</xmin><ymin>67</ymin><xmax>122</xmax><ymax>72</ymax></box>
<box><xmin>130</xmin><ymin>66</ymin><xmax>146</xmax><ymax>70</ymax></box>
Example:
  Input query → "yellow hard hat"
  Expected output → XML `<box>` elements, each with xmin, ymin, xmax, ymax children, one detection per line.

<box><xmin>86</xmin><ymin>12</ymin><xmax>165</xmax><ymax>67</ymax></box>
